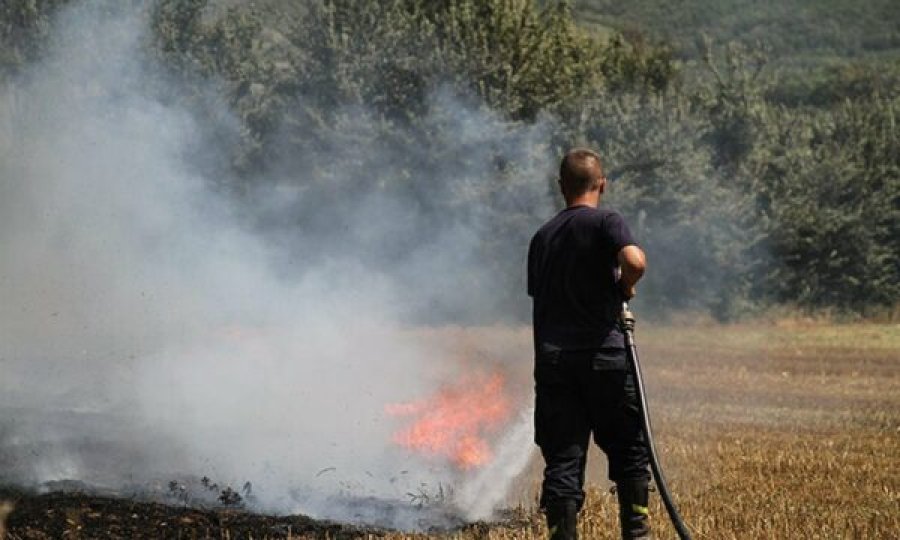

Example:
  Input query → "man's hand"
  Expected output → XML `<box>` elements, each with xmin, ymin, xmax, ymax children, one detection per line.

<box><xmin>617</xmin><ymin>245</ymin><xmax>646</xmax><ymax>299</ymax></box>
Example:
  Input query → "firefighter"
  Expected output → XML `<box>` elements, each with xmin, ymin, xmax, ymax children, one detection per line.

<box><xmin>527</xmin><ymin>148</ymin><xmax>650</xmax><ymax>540</ymax></box>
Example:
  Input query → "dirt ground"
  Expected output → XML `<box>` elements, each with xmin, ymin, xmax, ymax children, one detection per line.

<box><xmin>1</xmin><ymin>321</ymin><xmax>898</xmax><ymax>539</ymax></box>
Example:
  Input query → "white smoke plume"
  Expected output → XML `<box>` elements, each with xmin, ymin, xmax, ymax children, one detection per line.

<box><xmin>0</xmin><ymin>0</ymin><xmax>552</xmax><ymax>528</ymax></box>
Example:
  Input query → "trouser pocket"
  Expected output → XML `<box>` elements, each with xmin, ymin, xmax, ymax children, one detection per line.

<box><xmin>534</xmin><ymin>343</ymin><xmax>570</xmax><ymax>448</ymax></box>
<box><xmin>590</xmin><ymin>347</ymin><xmax>627</xmax><ymax>371</ymax></box>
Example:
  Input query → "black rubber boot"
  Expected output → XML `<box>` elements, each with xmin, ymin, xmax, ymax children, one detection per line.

<box><xmin>545</xmin><ymin>499</ymin><xmax>579</xmax><ymax>540</ymax></box>
<box><xmin>616</xmin><ymin>478</ymin><xmax>651</xmax><ymax>539</ymax></box>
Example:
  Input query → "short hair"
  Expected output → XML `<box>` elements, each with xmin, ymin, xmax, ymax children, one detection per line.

<box><xmin>559</xmin><ymin>148</ymin><xmax>604</xmax><ymax>197</ymax></box>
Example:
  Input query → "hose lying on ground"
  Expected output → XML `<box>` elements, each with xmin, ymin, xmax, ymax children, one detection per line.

<box><xmin>621</xmin><ymin>302</ymin><xmax>693</xmax><ymax>540</ymax></box>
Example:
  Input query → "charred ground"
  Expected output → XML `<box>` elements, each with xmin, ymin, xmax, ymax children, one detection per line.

<box><xmin>0</xmin><ymin>487</ymin><xmax>367</xmax><ymax>539</ymax></box>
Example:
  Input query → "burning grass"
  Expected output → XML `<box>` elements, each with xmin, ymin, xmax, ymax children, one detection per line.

<box><xmin>387</xmin><ymin>372</ymin><xmax>512</xmax><ymax>470</ymax></box>
<box><xmin>2</xmin><ymin>322</ymin><xmax>898</xmax><ymax>538</ymax></box>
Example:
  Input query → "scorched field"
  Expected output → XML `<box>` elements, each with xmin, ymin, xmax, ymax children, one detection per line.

<box><xmin>1</xmin><ymin>320</ymin><xmax>898</xmax><ymax>539</ymax></box>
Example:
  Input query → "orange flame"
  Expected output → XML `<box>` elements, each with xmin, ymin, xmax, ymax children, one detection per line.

<box><xmin>386</xmin><ymin>372</ymin><xmax>512</xmax><ymax>469</ymax></box>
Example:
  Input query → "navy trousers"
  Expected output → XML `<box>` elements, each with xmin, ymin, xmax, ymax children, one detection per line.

<box><xmin>534</xmin><ymin>345</ymin><xmax>650</xmax><ymax>510</ymax></box>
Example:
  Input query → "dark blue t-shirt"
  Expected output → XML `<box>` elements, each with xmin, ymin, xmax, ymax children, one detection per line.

<box><xmin>528</xmin><ymin>205</ymin><xmax>636</xmax><ymax>351</ymax></box>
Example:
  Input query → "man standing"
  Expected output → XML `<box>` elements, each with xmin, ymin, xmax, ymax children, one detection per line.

<box><xmin>528</xmin><ymin>148</ymin><xmax>650</xmax><ymax>540</ymax></box>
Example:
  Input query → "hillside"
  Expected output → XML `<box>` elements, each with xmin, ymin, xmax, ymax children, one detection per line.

<box><xmin>576</xmin><ymin>0</ymin><xmax>900</xmax><ymax>61</ymax></box>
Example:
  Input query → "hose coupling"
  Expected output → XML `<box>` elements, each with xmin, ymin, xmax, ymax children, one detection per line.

<box><xmin>620</xmin><ymin>302</ymin><xmax>636</xmax><ymax>333</ymax></box>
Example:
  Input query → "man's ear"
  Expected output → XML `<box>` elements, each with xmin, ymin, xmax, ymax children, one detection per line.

<box><xmin>597</xmin><ymin>178</ymin><xmax>606</xmax><ymax>194</ymax></box>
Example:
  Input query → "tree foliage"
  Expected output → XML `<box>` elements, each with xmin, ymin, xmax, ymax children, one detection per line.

<box><xmin>3</xmin><ymin>0</ymin><xmax>897</xmax><ymax>319</ymax></box>
<box><xmin>0</xmin><ymin>0</ymin><xmax>69</xmax><ymax>79</ymax></box>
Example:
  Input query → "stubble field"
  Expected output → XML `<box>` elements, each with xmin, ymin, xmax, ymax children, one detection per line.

<box><xmin>2</xmin><ymin>321</ymin><xmax>898</xmax><ymax>539</ymax></box>
<box><xmin>388</xmin><ymin>320</ymin><xmax>900</xmax><ymax>539</ymax></box>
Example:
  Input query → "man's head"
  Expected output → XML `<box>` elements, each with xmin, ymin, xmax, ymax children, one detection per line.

<box><xmin>558</xmin><ymin>148</ymin><xmax>606</xmax><ymax>206</ymax></box>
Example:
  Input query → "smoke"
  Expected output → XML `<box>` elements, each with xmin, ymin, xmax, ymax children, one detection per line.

<box><xmin>0</xmin><ymin>0</ymin><xmax>550</xmax><ymax>528</ymax></box>
<box><xmin>455</xmin><ymin>407</ymin><xmax>535</xmax><ymax>520</ymax></box>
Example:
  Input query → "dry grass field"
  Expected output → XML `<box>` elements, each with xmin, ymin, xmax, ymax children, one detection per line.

<box><xmin>385</xmin><ymin>321</ymin><xmax>900</xmax><ymax>539</ymax></box>
<box><xmin>1</xmin><ymin>321</ymin><xmax>898</xmax><ymax>539</ymax></box>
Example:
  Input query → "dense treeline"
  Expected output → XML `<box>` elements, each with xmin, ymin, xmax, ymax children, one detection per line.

<box><xmin>2</xmin><ymin>0</ymin><xmax>897</xmax><ymax>319</ymax></box>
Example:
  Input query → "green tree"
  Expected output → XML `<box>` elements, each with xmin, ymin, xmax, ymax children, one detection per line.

<box><xmin>0</xmin><ymin>0</ymin><xmax>70</xmax><ymax>80</ymax></box>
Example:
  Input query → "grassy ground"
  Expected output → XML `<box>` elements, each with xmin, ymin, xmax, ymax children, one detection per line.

<box><xmin>386</xmin><ymin>321</ymin><xmax>900</xmax><ymax>539</ymax></box>
<box><xmin>1</xmin><ymin>322</ymin><xmax>898</xmax><ymax>538</ymax></box>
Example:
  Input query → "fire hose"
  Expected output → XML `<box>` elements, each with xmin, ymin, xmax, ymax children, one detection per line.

<box><xmin>621</xmin><ymin>302</ymin><xmax>693</xmax><ymax>540</ymax></box>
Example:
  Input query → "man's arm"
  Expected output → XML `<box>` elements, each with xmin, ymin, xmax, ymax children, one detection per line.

<box><xmin>617</xmin><ymin>244</ymin><xmax>646</xmax><ymax>300</ymax></box>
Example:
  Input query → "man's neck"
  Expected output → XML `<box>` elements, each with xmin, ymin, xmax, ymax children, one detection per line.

<box><xmin>566</xmin><ymin>192</ymin><xmax>601</xmax><ymax>209</ymax></box>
